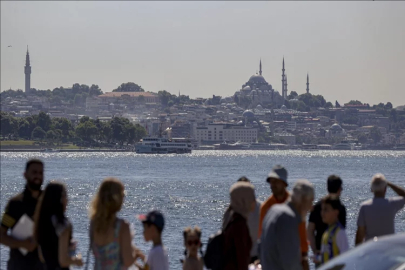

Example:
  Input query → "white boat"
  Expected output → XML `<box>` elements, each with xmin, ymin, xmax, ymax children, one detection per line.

<box><xmin>301</xmin><ymin>144</ymin><xmax>319</xmax><ymax>151</ymax></box>
<box><xmin>40</xmin><ymin>148</ymin><xmax>60</xmax><ymax>153</ymax></box>
<box><xmin>135</xmin><ymin>137</ymin><xmax>192</xmax><ymax>154</ymax></box>
<box><xmin>333</xmin><ymin>141</ymin><xmax>354</xmax><ymax>150</ymax></box>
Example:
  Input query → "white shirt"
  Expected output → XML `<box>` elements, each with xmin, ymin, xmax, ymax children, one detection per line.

<box><xmin>146</xmin><ymin>245</ymin><xmax>169</xmax><ymax>270</ymax></box>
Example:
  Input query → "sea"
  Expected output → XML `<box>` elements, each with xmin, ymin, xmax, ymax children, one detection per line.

<box><xmin>1</xmin><ymin>150</ymin><xmax>405</xmax><ymax>270</ymax></box>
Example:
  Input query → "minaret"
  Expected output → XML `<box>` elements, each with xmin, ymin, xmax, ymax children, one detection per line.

<box><xmin>284</xmin><ymin>74</ymin><xmax>288</xmax><ymax>98</ymax></box>
<box><xmin>281</xmin><ymin>57</ymin><xmax>287</xmax><ymax>99</ymax></box>
<box><xmin>259</xmin><ymin>59</ymin><xmax>262</xmax><ymax>76</ymax></box>
<box><xmin>24</xmin><ymin>46</ymin><xmax>31</xmax><ymax>93</ymax></box>
<box><xmin>306</xmin><ymin>73</ymin><xmax>310</xmax><ymax>94</ymax></box>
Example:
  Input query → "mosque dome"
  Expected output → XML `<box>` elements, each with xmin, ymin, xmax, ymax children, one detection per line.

<box><xmin>330</xmin><ymin>123</ymin><xmax>342</xmax><ymax>130</ymax></box>
<box><xmin>256</xmin><ymin>104</ymin><xmax>263</xmax><ymax>110</ymax></box>
<box><xmin>250</xmin><ymin>90</ymin><xmax>257</xmax><ymax>95</ymax></box>
<box><xmin>242</xmin><ymin>85</ymin><xmax>251</xmax><ymax>91</ymax></box>
<box><xmin>281</xmin><ymin>105</ymin><xmax>287</xmax><ymax>110</ymax></box>
<box><xmin>249</xmin><ymin>74</ymin><xmax>267</xmax><ymax>84</ymax></box>
<box><xmin>242</xmin><ymin>110</ymin><xmax>255</xmax><ymax>118</ymax></box>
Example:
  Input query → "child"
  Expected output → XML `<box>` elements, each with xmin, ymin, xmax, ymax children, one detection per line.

<box><xmin>318</xmin><ymin>195</ymin><xmax>349</xmax><ymax>265</ymax></box>
<box><xmin>137</xmin><ymin>210</ymin><xmax>169</xmax><ymax>270</ymax></box>
<box><xmin>182</xmin><ymin>226</ymin><xmax>204</xmax><ymax>270</ymax></box>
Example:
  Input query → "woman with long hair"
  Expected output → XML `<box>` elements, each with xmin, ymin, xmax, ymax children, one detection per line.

<box><xmin>89</xmin><ymin>177</ymin><xmax>143</xmax><ymax>269</ymax></box>
<box><xmin>34</xmin><ymin>181</ymin><xmax>83</xmax><ymax>270</ymax></box>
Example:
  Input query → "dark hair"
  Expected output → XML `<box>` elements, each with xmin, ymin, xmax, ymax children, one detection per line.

<box><xmin>237</xmin><ymin>176</ymin><xmax>250</xmax><ymax>183</ymax></box>
<box><xmin>144</xmin><ymin>222</ymin><xmax>163</xmax><ymax>234</ymax></box>
<box><xmin>327</xmin><ymin>175</ymin><xmax>342</xmax><ymax>193</ymax></box>
<box><xmin>26</xmin><ymin>159</ymin><xmax>44</xmax><ymax>172</ymax></box>
<box><xmin>34</xmin><ymin>181</ymin><xmax>66</xmax><ymax>244</ymax></box>
<box><xmin>321</xmin><ymin>194</ymin><xmax>342</xmax><ymax>210</ymax></box>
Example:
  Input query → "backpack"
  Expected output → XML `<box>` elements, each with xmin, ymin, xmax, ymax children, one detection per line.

<box><xmin>203</xmin><ymin>229</ymin><xmax>224</xmax><ymax>270</ymax></box>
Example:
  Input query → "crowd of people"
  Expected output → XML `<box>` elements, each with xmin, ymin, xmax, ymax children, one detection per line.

<box><xmin>1</xmin><ymin>158</ymin><xmax>404</xmax><ymax>270</ymax></box>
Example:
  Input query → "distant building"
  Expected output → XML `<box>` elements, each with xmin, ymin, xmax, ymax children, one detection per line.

<box><xmin>195</xmin><ymin>123</ymin><xmax>257</xmax><ymax>144</ymax></box>
<box><xmin>98</xmin><ymin>92</ymin><xmax>160</xmax><ymax>104</ymax></box>
<box><xmin>275</xmin><ymin>132</ymin><xmax>296</xmax><ymax>145</ymax></box>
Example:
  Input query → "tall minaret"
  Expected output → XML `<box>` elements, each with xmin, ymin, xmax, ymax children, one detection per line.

<box><xmin>281</xmin><ymin>57</ymin><xmax>287</xmax><ymax>99</ymax></box>
<box><xmin>284</xmin><ymin>74</ymin><xmax>288</xmax><ymax>98</ymax></box>
<box><xmin>24</xmin><ymin>46</ymin><xmax>31</xmax><ymax>93</ymax></box>
<box><xmin>306</xmin><ymin>73</ymin><xmax>310</xmax><ymax>94</ymax></box>
<box><xmin>259</xmin><ymin>59</ymin><xmax>262</xmax><ymax>76</ymax></box>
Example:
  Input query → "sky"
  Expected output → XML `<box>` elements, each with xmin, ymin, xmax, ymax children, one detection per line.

<box><xmin>1</xmin><ymin>1</ymin><xmax>405</xmax><ymax>106</ymax></box>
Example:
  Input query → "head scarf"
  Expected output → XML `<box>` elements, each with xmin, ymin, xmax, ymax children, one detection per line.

<box><xmin>222</xmin><ymin>182</ymin><xmax>256</xmax><ymax>229</ymax></box>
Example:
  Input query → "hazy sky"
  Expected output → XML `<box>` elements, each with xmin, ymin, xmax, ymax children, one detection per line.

<box><xmin>1</xmin><ymin>1</ymin><xmax>405</xmax><ymax>106</ymax></box>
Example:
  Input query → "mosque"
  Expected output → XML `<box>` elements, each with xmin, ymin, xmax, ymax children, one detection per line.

<box><xmin>234</xmin><ymin>58</ymin><xmax>310</xmax><ymax>108</ymax></box>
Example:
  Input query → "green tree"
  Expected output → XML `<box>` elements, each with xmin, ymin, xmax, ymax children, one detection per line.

<box><xmin>75</xmin><ymin>121</ymin><xmax>98</xmax><ymax>141</ymax></box>
<box><xmin>370</xmin><ymin>126</ymin><xmax>382</xmax><ymax>144</ymax></box>
<box><xmin>158</xmin><ymin>90</ymin><xmax>173</xmax><ymax>107</ymax></box>
<box><xmin>112</xmin><ymin>82</ymin><xmax>144</xmax><ymax>92</ymax></box>
<box><xmin>287</xmin><ymin>91</ymin><xmax>298</xmax><ymax>100</ymax></box>
<box><xmin>89</xmin><ymin>84</ymin><xmax>103</xmax><ymax>96</ymax></box>
<box><xmin>358</xmin><ymin>133</ymin><xmax>368</xmax><ymax>144</ymax></box>
<box><xmin>32</xmin><ymin>127</ymin><xmax>46</xmax><ymax>140</ymax></box>
<box><xmin>325</xmin><ymin>102</ymin><xmax>333</xmax><ymax>108</ymax></box>
<box><xmin>37</xmin><ymin>112</ymin><xmax>52</xmax><ymax>131</ymax></box>
<box><xmin>0</xmin><ymin>113</ymin><xmax>18</xmax><ymax>136</ymax></box>
<box><xmin>347</xmin><ymin>100</ymin><xmax>363</xmax><ymax>105</ymax></box>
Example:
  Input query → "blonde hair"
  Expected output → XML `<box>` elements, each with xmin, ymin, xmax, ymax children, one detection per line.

<box><xmin>183</xmin><ymin>226</ymin><xmax>202</xmax><ymax>245</ymax></box>
<box><xmin>90</xmin><ymin>177</ymin><xmax>125</xmax><ymax>233</ymax></box>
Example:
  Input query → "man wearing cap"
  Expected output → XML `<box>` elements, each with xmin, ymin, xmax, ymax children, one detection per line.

<box><xmin>258</xmin><ymin>165</ymin><xmax>310</xmax><ymax>269</ymax></box>
<box><xmin>138</xmin><ymin>210</ymin><xmax>169</xmax><ymax>270</ymax></box>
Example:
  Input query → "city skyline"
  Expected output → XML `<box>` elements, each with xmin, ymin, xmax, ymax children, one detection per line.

<box><xmin>1</xmin><ymin>1</ymin><xmax>405</xmax><ymax>106</ymax></box>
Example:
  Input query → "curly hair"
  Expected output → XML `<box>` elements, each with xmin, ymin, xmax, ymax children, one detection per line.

<box><xmin>89</xmin><ymin>177</ymin><xmax>125</xmax><ymax>233</ymax></box>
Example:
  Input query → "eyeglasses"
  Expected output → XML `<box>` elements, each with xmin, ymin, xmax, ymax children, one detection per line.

<box><xmin>187</xmin><ymin>240</ymin><xmax>200</xmax><ymax>246</ymax></box>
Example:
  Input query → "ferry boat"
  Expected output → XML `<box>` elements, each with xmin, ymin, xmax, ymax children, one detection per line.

<box><xmin>214</xmin><ymin>141</ymin><xmax>250</xmax><ymax>150</ymax></box>
<box><xmin>301</xmin><ymin>144</ymin><xmax>319</xmax><ymax>151</ymax></box>
<box><xmin>134</xmin><ymin>137</ymin><xmax>192</xmax><ymax>154</ymax></box>
<box><xmin>333</xmin><ymin>141</ymin><xmax>354</xmax><ymax>150</ymax></box>
<box><xmin>40</xmin><ymin>148</ymin><xmax>60</xmax><ymax>153</ymax></box>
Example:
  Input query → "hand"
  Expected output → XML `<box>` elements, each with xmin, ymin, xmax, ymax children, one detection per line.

<box><xmin>134</xmin><ymin>246</ymin><xmax>146</xmax><ymax>261</ymax></box>
<box><xmin>22</xmin><ymin>237</ymin><xmax>36</xmax><ymax>252</ymax></box>
<box><xmin>73</xmin><ymin>253</ymin><xmax>83</xmax><ymax>267</ymax></box>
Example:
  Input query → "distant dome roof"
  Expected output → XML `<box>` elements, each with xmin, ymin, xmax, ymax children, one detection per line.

<box><xmin>249</xmin><ymin>74</ymin><xmax>267</xmax><ymax>84</ymax></box>
<box><xmin>251</xmin><ymin>90</ymin><xmax>257</xmax><ymax>95</ymax></box>
<box><xmin>330</xmin><ymin>123</ymin><xmax>342</xmax><ymax>130</ymax></box>
<box><xmin>256</xmin><ymin>104</ymin><xmax>263</xmax><ymax>110</ymax></box>
<box><xmin>242</xmin><ymin>110</ymin><xmax>255</xmax><ymax>118</ymax></box>
<box><xmin>243</xmin><ymin>85</ymin><xmax>251</xmax><ymax>91</ymax></box>
<box><xmin>281</xmin><ymin>105</ymin><xmax>287</xmax><ymax>110</ymax></box>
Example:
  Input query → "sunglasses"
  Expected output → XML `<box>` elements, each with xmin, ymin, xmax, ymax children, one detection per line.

<box><xmin>187</xmin><ymin>240</ymin><xmax>200</xmax><ymax>246</ymax></box>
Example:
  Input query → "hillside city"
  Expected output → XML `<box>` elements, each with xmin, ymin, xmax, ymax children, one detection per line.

<box><xmin>1</xmin><ymin>49</ymin><xmax>405</xmax><ymax>150</ymax></box>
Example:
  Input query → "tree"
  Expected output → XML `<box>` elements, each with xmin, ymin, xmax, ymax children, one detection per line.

<box><xmin>385</xmin><ymin>102</ymin><xmax>393</xmax><ymax>110</ymax></box>
<box><xmin>37</xmin><ymin>112</ymin><xmax>51</xmax><ymax>131</ymax></box>
<box><xmin>112</xmin><ymin>82</ymin><xmax>144</xmax><ymax>92</ymax></box>
<box><xmin>370</xmin><ymin>126</ymin><xmax>382</xmax><ymax>144</ymax></box>
<box><xmin>32</xmin><ymin>127</ymin><xmax>46</xmax><ymax>140</ymax></box>
<box><xmin>347</xmin><ymin>100</ymin><xmax>363</xmax><ymax>105</ymax></box>
<box><xmin>358</xmin><ymin>133</ymin><xmax>368</xmax><ymax>144</ymax></box>
<box><xmin>287</xmin><ymin>91</ymin><xmax>298</xmax><ymax>100</ymax></box>
<box><xmin>0</xmin><ymin>113</ymin><xmax>18</xmax><ymax>136</ymax></box>
<box><xmin>325</xmin><ymin>102</ymin><xmax>333</xmax><ymax>109</ymax></box>
<box><xmin>158</xmin><ymin>90</ymin><xmax>173</xmax><ymax>107</ymax></box>
<box><xmin>75</xmin><ymin>121</ymin><xmax>98</xmax><ymax>141</ymax></box>
<box><xmin>89</xmin><ymin>84</ymin><xmax>103</xmax><ymax>96</ymax></box>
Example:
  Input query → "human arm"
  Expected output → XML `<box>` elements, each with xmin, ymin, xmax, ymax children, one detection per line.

<box><xmin>336</xmin><ymin>230</ymin><xmax>349</xmax><ymax>254</ymax></box>
<box><xmin>257</xmin><ymin>203</ymin><xmax>265</xmax><ymax>239</ymax></box>
<box><xmin>355</xmin><ymin>205</ymin><xmax>366</xmax><ymax>246</ymax></box>
<box><xmin>58</xmin><ymin>225</ymin><xmax>83</xmax><ymax>267</ymax></box>
<box><xmin>307</xmin><ymin>222</ymin><xmax>318</xmax><ymax>256</ymax></box>
<box><xmin>387</xmin><ymin>182</ymin><xmax>405</xmax><ymax>197</ymax></box>
<box><xmin>355</xmin><ymin>226</ymin><xmax>366</xmax><ymax>246</ymax></box>
<box><xmin>120</xmin><ymin>221</ymin><xmax>144</xmax><ymax>267</ymax></box>
<box><xmin>0</xmin><ymin>201</ymin><xmax>36</xmax><ymax>251</ymax></box>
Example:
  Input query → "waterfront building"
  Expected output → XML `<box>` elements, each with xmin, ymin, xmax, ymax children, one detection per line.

<box><xmin>195</xmin><ymin>123</ymin><xmax>257</xmax><ymax>144</ymax></box>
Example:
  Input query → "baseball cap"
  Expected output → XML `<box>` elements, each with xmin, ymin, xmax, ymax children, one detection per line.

<box><xmin>137</xmin><ymin>210</ymin><xmax>165</xmax><ymax>231</ymax></box>
<box><xmin>267</xmin><ymin>165</ymin><xmax>288</xmax><ymax>186</ymax></box>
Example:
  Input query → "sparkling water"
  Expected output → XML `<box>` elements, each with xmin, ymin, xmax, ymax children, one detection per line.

<box><xmin>1</xmin><ymin>150</ymin><xmax>404</xmax><ymax>269</ymax></box>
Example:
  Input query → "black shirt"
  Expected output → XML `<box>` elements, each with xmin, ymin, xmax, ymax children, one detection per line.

<box><xmin>308</xmin><ymin>199</ymin><xmax>346</xmax><ymax>251</ymax></box>
<box><xmin>1</xmin><ymin>186</ymin><xmax>44</xmax><ymax>270</ymax></box>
